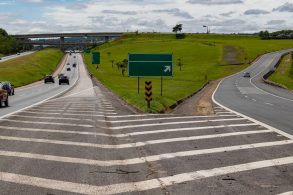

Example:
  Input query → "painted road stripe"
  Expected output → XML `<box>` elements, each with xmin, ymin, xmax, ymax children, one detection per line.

<box><xmin>10</xmin><ymin>115</ymin><xmax>94</xmax><ymax>122</ymax></box>
<box><xmin>0</xmin><ymin>156</ymin><xmax>293</xmax><ymax>194</ymax></box>
<box><xmin>0</xmin><ymin>130</ymin><xmax>273</xmax><ymax>149</ymax></box>
<box><xmin>0</xmin><ymin>123</ymin><xmax>259</xmax><ymax>138</ymax></box>
<box><xmin>107</xmin><ymin>118</ymin><xmax>248</xmax><ymax>130</ymax></box>
<box><xmin>21</xmin><ymin>111</ymin><xmax>110</xmax><ymax>117</ymax></box>
<box><xmin>278</xmin><ymin>192</ymin><xmax>293</xmax><ymax>195</ymax></box>
<box><xmin>0</xmin><ymin>119</ymin><xmax>93</xmax><ymax>128</ymax></box>
<box><xmin>104</xmin><ymin>115</ymin><xmax>238</xmax><ymax>123</ymax></box>
<box><xmin>28</xmin><ymin>108</ymin><xmax>116</xmax><ymax>114</ymax></box>
<box><xmin>0</xmin><ymin>140</ymin><xmax>291</xmax><ymax>167</ymax></box>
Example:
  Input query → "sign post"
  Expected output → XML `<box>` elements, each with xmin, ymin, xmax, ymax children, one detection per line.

<box><xmin>145</xmin><ymin>81</ymin><xmax>152</xmax><ymax>109</ymax></box>
<box><xmin>128</xmin><ymin>53</ymin><xmax>173</xmax><ymax>105</ymax></box>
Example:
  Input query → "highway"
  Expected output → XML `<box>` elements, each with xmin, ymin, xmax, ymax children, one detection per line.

<box><xmin>0</xmin><ymin>52</ymin><xmax>292</xmax><ymax>194</ymax></box>
<box><xmin>0</xmin><ymin>53</ymin><xmax>79</xmax><ymax>118</ymax></box>
<box><xmin>214</xmin><ymin>49</ymin><xmax>293</xmax><ymax>135</ymax></box>
<box><xmin>0</xmin><ymin>51</ymin><xmax>36</xmax><ymax>63</ymax></box>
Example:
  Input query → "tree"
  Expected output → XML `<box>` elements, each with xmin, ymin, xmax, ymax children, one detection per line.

<box><xmin>0</xmin><ymin>28</ymin><xmax>8</xmax><ymax>36</ymax></box>
<box><xmin>111</xmin><ymin>59</ymin><xmax>115</xmax><ymax>68</ymax></box>
<box><xmin>259</xmin><ymin>30</ymin><xmax>270</xmax><ymax>40</ymax></box>
<box><xmin>172</xmin><ymin>24</ymin><xmax>182</xmax><ymax>34</ymax></box>
<box><xmin>177</xmin><ymin>58</ymin><xmax>183</xmax><ymax>71</ymax></box>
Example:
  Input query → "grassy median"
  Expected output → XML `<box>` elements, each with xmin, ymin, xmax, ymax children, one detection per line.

<box><xmin>269</xmin><ymin>53</ymin><xmax>293</xmax><ymax>90</ymax></box>
<box><xmin>84</xmin><ymin>33</ymin><xmax>293</xmax><ymax>112</ymax></box>
<box><xmin>0</xmin><ymin>48</ymin><xmax>63</xmax><ymax>87</ymax></box>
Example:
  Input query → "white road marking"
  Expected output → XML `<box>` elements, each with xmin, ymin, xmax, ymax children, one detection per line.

<box><xmin>125</xmin><ymin>123</ymin><xmax>258</xmax><ymax>136</ymax></box>
<box><xmin>0</xmin><ymin>140</ymin><xmax>291</xmax><ymax>167</ymax></box>
<box><xmin>265</xmin><ymin>102</ymin><xmax>273</xmax><ymax>106</ymax></box>
<box><xmin>278</xmin><ymin>192</ymin><xmax>293</xmax><ymax>195</ymax></box>
<box><xmin>0</xmin><ymin>130</ymin><xmax>273</xmax><ymax>149</ymax></box>
<box><xmin>214</xmin><ymin>112</ymin><xmax>232</xmax><ymax>114</ymax></box>
<box><xmin>252</xmin><ymin>99</ymin><xmax>257</xmax><ymax>102</ymax></box>
<box><xmin>107</xmin><ymin>118</ymin><xmax>247</xmax><ymax>130</ymax></box>
<box><xmin>28</xmin><ymin>108</ymin><xmax>116</xmax><ymax>114</ymax></box>
<box><xmin>21</xmin><ymin>111</ymin><xmax>108</xmax><ymax>117</ymax></box>
<box><xmin>213</xmin><ymin>79</ymin><xmax>293</xmax><ymax>140</ymax></box>
<box><xmin>10</xmin><ymin>115</ymin><xmax>93</xmax><ymax>122</ymax></box>
<box><xmin>0</xmin><ymin>156</ymin><xmax>293</xmax><ymax>194</ymax></box>
<box><xmin>0</xmin><ymin>119</ymin><xmax>93</xmax><ymax>128</ymax></box>
<box><xmin>104</xmin><ymin>115</ymin><xmax>239</xmax><ymax>123</ymax></box>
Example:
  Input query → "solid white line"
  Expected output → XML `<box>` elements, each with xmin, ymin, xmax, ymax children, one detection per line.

<box><xmin>108</xmin><ymin>118</ymin><xmax>247</xmax><ymax>130</ymax></box>
<box><xmin>212</xmin><ymin>79</ymin><xmax>293</xmax><ymax>140</ymax></box>
<box><xmin>21</xmin><ymin>111</ymin><xmax>107</xmax><ymax>117</ymax></box>
<box><xmin>265</xmin><ymin>102</ymin><xmax>273</xmax><ymax>106</ymax></box>
<box><xmin>10</xmin><ymin>115</ymin><xmax>94</xmax><ymax>122</ymax></box>
<box><xmin>0</xmin><ymin>130</ymin><xmax>273</xmax><ymax>149</ymax></box>
<box><xmin>0</xmin><ymin>119</ymin><xmax>93</xmax><ymax>128</ymax></box>
<box><xmin>28</xmin><ymin>108</ymin><xmax>116</xmax><ymax>114</ymax></box>
<box><xmin>125</xmin><ymin>123</ymin><xmax>259</xmax><ymax>136</ymax></box>
<box><xmin>104</xmin><ymin>115</ymin><xmax>238</xmax><ymax>123</ymax></box>
<box><xmin>1</xmin><ymin>156</ymin><xmax>293</xmax><ymax>194</ymax></box>
<box><xmin>105</xmin><ymin>114</ymin><xmax>175</xmax><ymax>118</ymax></box>
<box><xmin>0</xmin><ymin>140</ymin><xmax>291</xmax><ymax>167</ymax></box>
<box><xmin>278</xmin><ymin>192</ymin><xmax>293</xmax><ymax>195</ymax></box>
<box><xmin>215</xmin><ymin>111</ymin><xmax>232</xmax><ymax>114</ymax></box>
<box><xmin>51</xmin><ymin>87</ymin><xmax>95</xmax><ymax>100</ymax></box>
<box><xmin>0</xmin><ymin>126</ymin><xmax>111</xmax><ymax>137</ymax></box>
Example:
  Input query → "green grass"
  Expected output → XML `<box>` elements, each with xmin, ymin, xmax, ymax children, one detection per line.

<box><xmin>269</xmin><ymin>53</ymin><xmax>293</xmax><ymax>90</ymax></box>
<box><xmin>84</xmin><ymin>33</ymin><xmax>293</xmax><ymax>112</ymax></box>
<box><xmin>0</xmin><ymin>48</ymin><xmax>63</xmax><ymax>87</ymax></box>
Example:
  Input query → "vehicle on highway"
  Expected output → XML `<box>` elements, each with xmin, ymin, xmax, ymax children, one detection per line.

<box><xmin>0</xmin><ymin>57</ymin><xmax>2</xmax><ymax>60</ymax></box>
<box><xmin>17</xmin><ymin>53</ymin><xmax>20</xmax><ymax>55</ymax></box>
<box><xmin>0</xmin><ymin>82</ymin><xmax>14</xmax><ymax>96</ymax></box>
<box><xmin>44</xmin><ymin>75</ymin><xmax>55</xmax><ymax>83</ymax></box>
<box><xmin>73</xmin><ymin>56</ymin><xmax>76</xmax><ymax>58</ymax></box>
<box><xmin>58</xmin><ymin>73</ymin><xmax>64</xmax><ymax>79</ymax></box>
<box><xmin>243</xmin><ymin>72</ymin><xmax>251</xmax><ymax>78</ymax></box>
<box><xmin>0</xmin><ymin>83</ymin><xmax>9</xmax><ymax>107</ymax></box>
<box><xmin>67</xmin><ymin>67</ymin><xmax>71</xmax><ymax>71</ymax></box>
<box><xmin>59</xmin><ymin>76</ymin><xmax>69</xmax><ymax>85</ymax></box>
<box><xmin>67</xmin><ymin>62</ymin><xmax>70</xmax><ymax>65</ymax></box>
<box><xmin>73</xmin><ymin>63</ymin><xmax>76</xmax><ymax>67</ymax></box>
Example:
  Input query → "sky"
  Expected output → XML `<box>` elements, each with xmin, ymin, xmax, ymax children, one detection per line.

<box><xmin>0</xmin><ymin>0</ymin><xmax>292</xmax><ymax>34</ymax></box>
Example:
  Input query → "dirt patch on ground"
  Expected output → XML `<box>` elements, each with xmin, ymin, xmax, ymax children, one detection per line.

<box><xmin>222</xmin><ymin>45</ymin><xmax>243</xmax><ymax>65</ymax></box>
<box><xmin>172</xmin><ymin>80</ymin><xmax>220</xmax><ymax>115</ymax></box>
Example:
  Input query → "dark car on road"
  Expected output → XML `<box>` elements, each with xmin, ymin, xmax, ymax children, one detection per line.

<box><xmin>0</xmin><ymin>83</ymin><xmax>9</xmax><ymax>107</ymax></box>
<box><xmin>44</xmin><ymin>75</ymin><xmax>55</xmax><ymax>83</ymax></box>
<box><xmin>243</xmin><ymin>72</ymin><xmax>251</xmax><ymax>78</ymax></box>
<box><xmin>59</xmin><ymin>76</ymin><xmax>69</xmax><ymax>85</ymax></box>
<box><xmin>67</xmin><ymin>67</ymin><xmax>71</xmax><ymax>71</ymax></box>
<box><xmin>58</xmin><ymin>73</ymin><xmax>64</xmax><ymax>79</ymax></box>
<box><xmin>72</xmin><ymin>63</ymin><xmax>76</xmax><ymax>67</ymax></box>
<box><xmin>0</xmin><ymin>82</ymin><xmax>14</xmax><ymax>96</ymax></box>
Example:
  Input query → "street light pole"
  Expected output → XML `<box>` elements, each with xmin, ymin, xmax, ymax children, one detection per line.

<box><xmin>203</xmin><ymin>25</ymin><xmax>209</xmax><ymax>34</ymax></box>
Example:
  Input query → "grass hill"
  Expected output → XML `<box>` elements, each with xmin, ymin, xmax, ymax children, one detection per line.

<box><xmin>84</xmin><ymin>33</ymin><xmax>293</xmax><ymax>112</ymax></box>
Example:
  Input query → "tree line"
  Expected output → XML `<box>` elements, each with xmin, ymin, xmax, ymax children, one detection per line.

<box><xmin>0</xmin><ymin>28</ymin><xmax>22</xmax><ymax>55</ymax></box>
<box><xmin>259</xmin><ymin>30</ymin><xmax>293</xmax><ymax>40</ymax></box>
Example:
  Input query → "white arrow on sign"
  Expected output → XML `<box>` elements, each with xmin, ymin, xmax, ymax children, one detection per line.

<box><xmin>164</xmin><ymin>66</ymin><xmax>171</xmax><ymax>73</ymax></box>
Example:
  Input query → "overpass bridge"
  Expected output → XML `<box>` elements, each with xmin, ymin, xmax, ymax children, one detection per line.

<box><xmin>13</xmin><ymin>32</ymin><xmax>123</xmax><ymax>48</ymax></box>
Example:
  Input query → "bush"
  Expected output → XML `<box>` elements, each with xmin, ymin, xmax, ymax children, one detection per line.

<box><xmin>176</xmin><ymin>33</ymin><xmax>186</xmax><ymax>39</ymax></box>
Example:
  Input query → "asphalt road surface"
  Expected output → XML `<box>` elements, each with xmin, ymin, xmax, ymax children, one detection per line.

<box><xmin>0</xmin><ymin>51</ymin><xmax>36</xmax><ymax>63</ymax></box>
<box><xmin>0</xmin><ymin>53</ymin><xmax>292</xmax><ymax>194</ymax></box>
<box><xmin>0</xmin><ymin>53</ymin><xmax>79</xmax><ymax>118</ymax></box>
<box><xmin>214</xmin><ymin>49</ymin><xmax>293</xmax><ymax>135</ymax></box>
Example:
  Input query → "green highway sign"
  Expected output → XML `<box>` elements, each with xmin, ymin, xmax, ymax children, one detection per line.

<box><xmin>92</xmin><ymin>52</ymin><xmax>100</xmax><ymax>64</ymax></box>
<box><xmin>128</xmin><ymin>54</ymin><xmax>173</xmax><ymax>77</ymax></box>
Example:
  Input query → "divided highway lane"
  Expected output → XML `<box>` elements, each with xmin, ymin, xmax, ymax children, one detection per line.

<box><xmin>0</xmin><ymin>53</ymin><xmax>79</xmax><ymax>118</ymax></box>
<box><xmin>0</xmin><ymin>54</ymin><xmax>292</xmax><ymax>194</ymax></box>
<box><xmin>214</xmin><ymin>49</ymin><xmax>293</xmax><ymax>134</ymax></box>
<box><xmin>0</xmin><ymin>51</ymin><xmax>36</xmax><ymax>62</ymax></box>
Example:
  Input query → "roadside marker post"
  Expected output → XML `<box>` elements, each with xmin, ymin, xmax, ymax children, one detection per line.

<box><xmin>145</xmin><ymin>81</ymin><xmax>153</xmax><ymax>109</ymax></box>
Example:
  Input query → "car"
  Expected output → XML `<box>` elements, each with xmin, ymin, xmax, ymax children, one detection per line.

<box><xmin>72</xmin><ymin>63</ymin><xmax>76</xmax><ymax>67</ymax></box>
<box><xmin>243</xmin><ymin>72</ymin><xmax>251</xmax><ymax>78</ymax></box>
<box><xmin>0</xmin><ymin>83</ymin><xmax>9</xmax><ymax>107</ymax></box>
<box><xmin>1</xmin><ymin>82</ymin><xmax>14</xmax><ymax>96</ymax></box>
<box><xmin>67</xmin><ymin>62</ymin><xmax>70</xmax><ymax>65</ymax></box>
<box><xmin>67</xmin><ymin>67</ymin><xmax>71</xmax><ymax>71</ymax></box>
<box><xmin>17</xmin><ymin>53</ymin><xmax>20</xmax><ymax>55</ymax></box>
<box><xmin>59</xmin><ymin>76</ymin><xmax>69</xmax><ymax>85</ymax></box>
<box><xmin>58</xmin><ymin>73</ymin><xmax>64</xmax><ymax>79</ymax></box>
<box><xmin>73</xmin><ymin>56</ymin><xmax>76</xmax><ymax>58</ymax></box>
<box><xmin>44</xmin><ymin>75</ymin><xmax>55</xmax><ymax>83</ymax></box>
<box><xmin>0</xmin><ymin>57</ymin><xmax>2</xmax><ymax>60</ymax></box>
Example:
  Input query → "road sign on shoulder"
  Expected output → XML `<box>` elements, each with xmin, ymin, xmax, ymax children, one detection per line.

<box><xmin>128</xmin><ymin>53</ymin><xmax>173</xmax><ymax>77</ymax></box>
<box><xmin>92</xmin><ymin>52</ymin><xmax>100</xmax><ymax>64</ymax></box>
